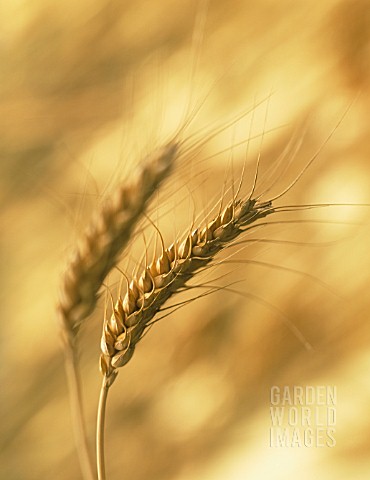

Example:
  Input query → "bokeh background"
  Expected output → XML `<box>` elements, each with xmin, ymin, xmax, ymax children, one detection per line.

<box><xmin>1</xmin><ymin>0</ymin><xmax>370</xmax><ymax>479</ymax></box>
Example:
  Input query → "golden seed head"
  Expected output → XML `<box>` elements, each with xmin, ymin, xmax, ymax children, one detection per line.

<box><xmin>167</xmin><ymin>242</ymin><xmax>177</xmax><ymax>262</ymax></box>
<box><xmin>114</xmin><ymin>331</ymin><xmax>130</xmax><ymax>351</ymax></box>
<box><xmin>101</xmin><ymin>335</ymin><xmax>115</xmax><ymax>357</ymax></box>
<box><xmin>138</xmin><ymin>268</ymin><xmax>154</xmax><ymax>293</ymax></box>
<box><xmin>129</xmin><ymin>279</ymin><xmax>140</xmax><ymax>300</ymax></box>
<box><xmin>125</xmin><ymin>311</ymin><xmax>141</xmax><ymax>327</ymax></box>
<box><xmin>97</xmin><ymin>192</ymin><xmax>275</xmax><ymax>376</ymax></box>
<box><xmin>178</xmin><ymin>235</ymin><xmax>192</xmax><ymax>259</ymax></box>
<box><xmin>111</xmin><ymin>347</ymin><xmax>135</xmax><ymax>369</ymax></box>
<box><xmin>221</xmin><ymin>204</ymin><xmax>233</xmax><ymax>224</ymax></box>
<box><xmin>191</xmin><ymin>229</ymin><xmax>199</xmax><ymax>245</ymax></box>
<box><xmin>116</xmin><ymin>298</ymin><xmax>126</xmax><ymax>322</ymax></box>
<box><xmin>156</xmin><ymin>251</ymin><xmax>171</xmax><ymax>274</ymax></box>
<box><xmin>123</xmin><ymin>289</ymin><xmax>136</xmax><ymax>315</ymax></box>
<box><xmin>192</xmin><ymin>245</ymin><xmax>205</xmax><ymax>256</ymax></box>
<box><xmin>153</xmin><ymin>273</ymin><xmax>166</xmax><ymax>289</ymax></box>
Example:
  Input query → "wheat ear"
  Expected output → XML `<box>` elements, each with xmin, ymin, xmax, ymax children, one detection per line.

<box><xmin>96</xmin><ymin>192</ymin><xmax>275</xmax><ymax>479</ymax></box>
<box><xmin>57</xmin><ymin>141</ymin><xmax>179</xmax><ymax>480</ymax></box>
<box><xmin>58</xmin><ymin>141</ymin><xmax>179</xmax><ymax>338</ymax></box>
<box><xmin>99</xmin><ymin>196</ymin><xmax>274</xmax><ymax>374</ymax></box>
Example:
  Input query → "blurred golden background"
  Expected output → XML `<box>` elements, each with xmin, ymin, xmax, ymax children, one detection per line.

<box><xmin>1</xmin><ymin>0</ymin><xmax>370</xmax><ymax>479</ymax></box>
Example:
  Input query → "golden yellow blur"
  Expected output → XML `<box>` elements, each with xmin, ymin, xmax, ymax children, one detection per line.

<box><xmin>1</xmin><ymin>0</ymin><xmax>370</xmax><ymax>479</ymax></box>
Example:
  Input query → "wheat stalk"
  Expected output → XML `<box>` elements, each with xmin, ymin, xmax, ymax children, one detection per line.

<box><xmin>57</xmin><ymin>140</ymin><xmax>179</xmax><ymax>480</ymax></box>
<box><xmin>96</xmin><ymin>105</ymin><xmax>362</xmax><ymax>478</ymax></box>
<box><xmin>96</xmin><ymin>180</ymin><xmax>279</xmax><ymax>478</ymax></box>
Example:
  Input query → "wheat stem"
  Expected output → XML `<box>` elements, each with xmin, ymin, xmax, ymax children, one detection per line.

<box><xmin>64</xmin><ymin>339</ymin><xmax>96</xmax><ymax>480</ymax></box>
<box><xmin>96</xmin><ymin>376</ymin><xmax>112</xmax><ymax>480</ymax></box>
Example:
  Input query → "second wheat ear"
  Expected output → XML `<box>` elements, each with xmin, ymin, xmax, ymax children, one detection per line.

<box><xmin>57</xmin><ymin>141</ymin><xmax>179</xmax><ymax>480</ymax></box>
<box><xmin>58</xmin><ymin>141</ymin><xmax>179</xmax><ymax>341</ymax></box>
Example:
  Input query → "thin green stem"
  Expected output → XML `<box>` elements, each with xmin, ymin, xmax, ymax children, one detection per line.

<box><xmin>64</xmin><ymin>340</ymin><xmax>96</xmax><ymax>480</ymax></box>
<box><xmin>96</xmin><ymin>377</ymin><xmax>111</xmax><ymax>480</ymax></box>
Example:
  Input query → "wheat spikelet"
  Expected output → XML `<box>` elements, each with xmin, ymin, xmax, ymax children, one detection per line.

<box><xmin>57</xmin><ymin>141</ymin><xmax>179</xmax><ymax>344</ymax></box>
<box><xmin>99</xmin><ymin>193</ymin><xmax>275</xmax><ymax>383</ymax></box>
